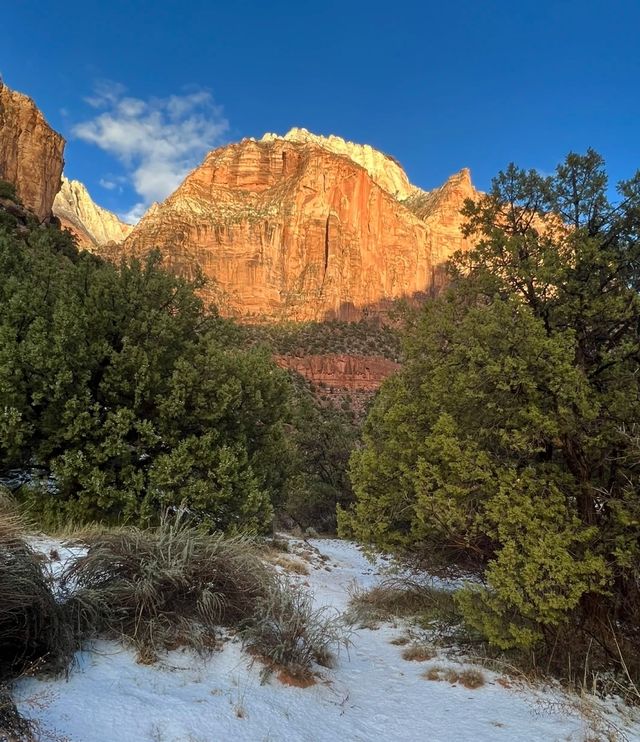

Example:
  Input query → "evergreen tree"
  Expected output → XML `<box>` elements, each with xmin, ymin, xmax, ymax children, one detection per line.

<box><xmin>342</xmin><ymin>151</ymin><xmax>640</xmax><ymax>656</ymax></box>
<box><xmin>0</xmin><ymin>210</ymin><xmax>291</xmax><ymax>531</ymax></box>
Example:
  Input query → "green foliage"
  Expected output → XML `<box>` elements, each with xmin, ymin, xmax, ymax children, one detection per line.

<box><xmin>344</xmin><ymin>150</ymin><xmax>640</xmax><ymax>658</ymax></box>
<box><xmin>279</xmin><ymin>375</ymin><xmax>358</xmax><ymax>532</ymax></box>
<box><xmin>0</xmin><ymin>216</ymin><xmax>290</xmax><ymax>532</ymax></box>
<box><xmin>0</xmin><ymin>181</ymin><xmax>19</xmax><ymax>203</ymax></box>
<box><xmin>243</xmin><ymin>319</ymin><xmax>403</xmax><ymax>362</ymax></box>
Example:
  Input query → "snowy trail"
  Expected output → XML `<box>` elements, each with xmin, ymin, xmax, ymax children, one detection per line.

<box><xmin>14</xmin><ymin>537</ymin><xmax>639</xmax><ymax>742</ymax></box>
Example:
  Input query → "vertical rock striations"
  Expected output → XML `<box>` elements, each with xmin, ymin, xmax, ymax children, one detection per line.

<box><xmin>0</xmin><ymin>82</ymin><xmax>64</xmax><ymax>221</ymax></box>
<box><xmin>122</xmin><ymin>134</ymin><xmax>481</xmax><ymax>321</ymax></box>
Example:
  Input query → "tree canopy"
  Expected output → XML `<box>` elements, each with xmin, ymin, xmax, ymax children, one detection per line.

<box><xmin>342</xmin><ymin>150</ymin><xmax>640</xmax><ymax>657</ymax></box>
<box><xmin>0</xmin><ymin>206</ymin><xmax>292</xmax><ymax>531</ymax></box>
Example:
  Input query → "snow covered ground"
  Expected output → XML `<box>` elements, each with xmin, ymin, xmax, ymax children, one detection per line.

<box><xmin>14</xmin><ymin>537</ymin><xmax>640</xmax><ymax>742</ymax></box>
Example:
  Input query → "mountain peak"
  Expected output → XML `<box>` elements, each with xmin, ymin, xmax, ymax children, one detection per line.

<box><xmin>53</xmin><ymin>176</ymin><xmax>132</xmax><ymax>247</ymax></box>
<box><xmin>260</xmin><ymin>127</ymin><xmax>420</xmax><ymax>200</ymax></box>
<box><xmin>119</xmin><ymin>133</ymin><xmax>480</xmax><ymax>321</ymax></box>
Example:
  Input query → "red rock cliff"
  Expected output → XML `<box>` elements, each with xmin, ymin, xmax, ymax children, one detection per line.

<box><xmin>274</xmin><ymin>354</ymin><xmax>401</xmax><ymax>392</ymax></box>
<box><xmin>121</xmin><ymin>135</ymin><xmax>480</xmax><ymax>321</ymax></box>
<box><xmin>0</xmin><ymin>82</ymin><xmax>64</xmax><ymax>221</ymax></box>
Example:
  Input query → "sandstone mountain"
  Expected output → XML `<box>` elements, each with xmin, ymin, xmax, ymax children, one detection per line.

<box><xmin>0</xmin><ymin>81</ymin><xmax>478</xmax><ymax>395</ymax></box>
<box><xmin>121</xmin><ymin>132</ymin><xmax>479</xmax><ymax>321</ymax></box>
<box><xmin>53</xmin><ymin>176</ymin><xmax>132</xmax><ymax>248</ymax></box>
<box><xmin>0</xmin><ymin>81</ymin><xmax>64</xmax><ymax>221</ymax></box>
<box><xmin>260</xmin><ymin>127</ymin><xmax>419</xmax><ymax>200</ymax></box>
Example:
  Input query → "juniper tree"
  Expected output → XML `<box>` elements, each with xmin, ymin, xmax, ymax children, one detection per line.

<box><xmin>342</xmin><ymin>150</ymin><xmax>640</xmax><ymax>656</ymax></box>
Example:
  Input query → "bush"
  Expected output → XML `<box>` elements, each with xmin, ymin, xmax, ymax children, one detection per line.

<box><xmin>61</xmin><ymin>518</ymin><xmax>273</xmax><ymax>662</ymax></box>
<box><xmin>281</xmin><ymin>376</ymin><xmax>358</xmax><ymax>532</ymax></box>
<box><xmin>0</xmin><ymin>215</ymin><xmax>292</xmax><ymax>531</ymax></box>
<box><xmin>61</xmin><ymin>518</ymin><xmax>346</xmax><ymax>676</ymax></box>
<box><xmin>422</xmin><ymin>665</ymin><xmax>485</xmax><ymax>688</ymax></box>
<box><xmin>240</xmin><ymin>582</ymin><xmax>347</xmax><ymax>681</ymax></box>
<box><xmin>401</xmin><ymin>644</ymin><xmax>436</xmax><ymax>662</ymax></box>
<box><xmin>344</xmin><ymin>150</ymin><xmax>640</xmax><ymax>683</ymax></box>
<box><xmin>348</xmin><ymin>578</ymin><xmax>459</xmax><ymax>630</ymax></box>
<box><xmin>0</xmin><ymin>181</ymin><xmax>19</xmax><ymax>203</ymax></box>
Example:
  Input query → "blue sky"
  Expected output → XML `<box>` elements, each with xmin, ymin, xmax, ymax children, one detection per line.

<box><xmin>2</xmin><ymin>0</ymin><xmax>639</xmax><ymax>222</ymax></box>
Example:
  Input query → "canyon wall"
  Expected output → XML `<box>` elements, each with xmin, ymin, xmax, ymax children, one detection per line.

<box><xmin>275</xmin><ymin>354</ymin><xmax>401</xmax><ymax>392</ymax></box>
<box><xmin>122</xmin><ymin>134</ymin><xmax>479</xmax><ymax>321</ymax></box>
<box><xmin>0</xmin><ymin>82</ymin><xmax>64</xmax><ymax>221</ymax></box>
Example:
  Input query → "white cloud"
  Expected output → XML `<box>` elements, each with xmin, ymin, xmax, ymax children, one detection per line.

<box><xmin>121</xmin><ymin>202</ymin><xmax>148</xmax><ymax>225</ymax></box>
<box><xmin>73</xmin><ymin>82</ymin><xmax>229</xmax><ymax>222</ymax></box>
<box><xmin>99</xmin><ymin>178</ymin><xmax>117</xmax><ymax>190</ymax></box>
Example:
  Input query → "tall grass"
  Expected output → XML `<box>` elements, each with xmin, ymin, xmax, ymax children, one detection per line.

<box><xmin>348</xmin><ymin>577</ymin><xmax>459</xmax><ymax>630</ymax></box>
<box><xmin>61</xmin><ymin>518</ymin><xmax>346</xmax><ymax>677</ymax></box>
<box><xmin>240</xmin><ymin>580</ymin><xmax>346</xmax><ymax>680</ymax></box>
<box><xmin>0</xmin><ymin>493</ymin><xmax>74</xmax><ymax>740</ymax></box>
<box><xmin>0</xmin><ymin>495</ymin><xmax>73</xmax><ymax>681</ymax></box>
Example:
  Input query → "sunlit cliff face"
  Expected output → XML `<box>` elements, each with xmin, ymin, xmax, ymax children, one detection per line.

<box><xmin>114</xmin><ymin>132</ymin><xmax>479</xmax><ymax>322</ymax></box>
<box><xmin>0</xmin><ymin>82</ymin><xmax>64</xmax><ymax>222</ymax></box>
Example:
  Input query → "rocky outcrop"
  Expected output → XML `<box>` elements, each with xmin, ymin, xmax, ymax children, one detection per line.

<box><xmin>53</xmin><ymin>177</ymin><xmax>132</xmax><ymax>248</ymax></box>
<box><xmin>0</xmin><ymin>82</ymin><xmax>64</xmax><ymax>221</ymax></box>
<box><xmin>261</xmin><ymin>127</ymin><xmax>419</xmax><ymax>200</ymax></box>
<box><xmin>121</xmin><ymin>133</ymin><xmax>480</xmax><ymax>321</ymax></box>
<box><xmin>274</xmin><ymin>354</ymin><xmax>401</xmax><ymax>392</ymax></box>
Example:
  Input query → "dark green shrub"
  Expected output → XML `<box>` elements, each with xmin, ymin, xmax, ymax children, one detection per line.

<box><xmin>0</xmin><ymin>181</ymin><xmax>19</xmax><ymax>203</ymax></box>
<box><xmin>0</xmin><ymin>217</ymin><xmax>291</xmax><ymax>531</ymax></box>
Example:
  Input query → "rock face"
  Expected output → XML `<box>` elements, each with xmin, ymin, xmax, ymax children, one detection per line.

<box><xmin>275</xmin><ymin>354</ymin><xmax>401</xmax><ymax>392</ymax></box>
<box><xmin>261</xmin><ymin>127</ymin><xmax>419</xmax><ymax>200</ymax></box>
<box><xmin>122</xmin><ymin>133</ymin><xmax>480</xmax><ymax>321</ymax></box>
<box><xmin>53</xmin><ymin>177</ymin><xmax>132</xmax><ymax>248</ymax></box>
<box><xmin>0</xmin><ymin>82</ymin><xmax>64</xmax><ymax>221</ymax></box>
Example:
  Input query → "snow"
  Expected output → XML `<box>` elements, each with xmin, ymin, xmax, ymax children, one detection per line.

<box><xmin>14</xmin><ymin>536</ymin><xmax>640</xmax><ymax>742</ymax></box>
<box><xmin>28</xmin><ymin>536</ymin><xmax>87</xmax><ymax>586</ymax></box>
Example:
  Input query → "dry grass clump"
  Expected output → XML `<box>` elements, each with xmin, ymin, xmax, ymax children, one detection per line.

<box><xmin>401</xmin><ymin>644</ymin><xmax>436</xmax><ymax>662</ymax></box>
<box><xmin>61</xmin><ymin>519</ymin><xmax>345</xmax><ymax>677</ymax></box>
<box><xmin>0</xmin><ymin>495</ymin><xmax>73</xmax><ymax>681</ymax></box>
<box><xmin>0</xmin><ymin>685</ymin><xmax>34</xmax><ymax>741</ymax></box>
<box><xmin>268</xmin><ymin>538</ymin><xmax>290</xmax><ymax>554</ymax></box>
<box><xmin>422</xmin><ymin>664</ymin><xmax>485</xmax><ymax>689</ymax></box>
<box><xmin>240</xmin><ymin>580</ymin><xmax>348</xmax><ymax>682</ymax></box>
<box><xmin>458</xmin><ymin>668</ymin><xmax>486</xmax><ymax>688</ymax></box>
<box><xmin>0</xmin><ymin>494</ymin><xmax>24</xmax><ymax>544</ymax></box>
<box><xmin>389</xmin><ymin>636</ymin><xmax>410</xmax><ymax>646</ymax></box>
<box><xmin>61</xmin><ymin>520</ymin><xmax>276</xmax><ymax>662</ymax></box>
<box><xmin>0</xmin><ymin>494</ymin><xmax>73</xmax><ymax>740</ymax></box>
<box><xmin>263</xmin><ymin>552</ymin><xmax>310</xmax><ymax>576</ymax></box>
<box><xmin>348</xmin><ymin>578</ymin><xmax>458</xmax><ymax>628</ymax></box>
<box><xmin>423</xmin><ymin>665</ymin><xmax>444</xmax><ymax>681</ymax></box>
